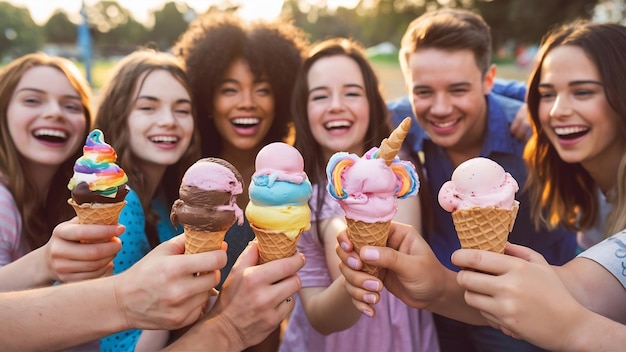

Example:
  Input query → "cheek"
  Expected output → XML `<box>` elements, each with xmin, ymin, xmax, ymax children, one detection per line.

<box><xmin>537</xmin><ymin>102</ymin><xmax>552</xmax><ymax>127</ymax></box>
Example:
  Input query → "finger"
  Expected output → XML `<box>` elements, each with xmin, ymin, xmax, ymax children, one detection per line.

<box><xmin>336</xmin><ymin>229</ymin><xmax>353</xmax><ymax>253</ymax></box>
<box><xmin>158</xmin><ymin>234</ymin><xmax>186</xmax><ymax>255</ymax></box>
<box><xmin>263</xmin><ymin>273</ymin><xmax>302</xmax><ymax>308</ymax></box>
<box><xmin>56</xmin><ymin>222</ymin><xmax>125</xmax><ymax>242</ymax></box>
<box><xmin>233</xmin><ymin>241</ymin><xmax>260</xmax><ymax>268</ymax></box>
<box><xmin>184</xmin><ymin>251</ymin><xmax>228</xmax><ymax>275</ymax></box>
<box><xmin>58</xmin><ymin>262</ymin><xmax>114</xmax><ymax>282</ymax></box>
<box><xmin>255</xmin><ymin>252</ymin><xmax>306</xmax><ymax>284</ymax></box>
<box><xmin>352</xmin><ymin>297</ymin><xmax>377</xmax><ymax>318</ymax></box>
<box><xmin>503</xmin><ymin>243</ymin><xmax>548</xmax><ymax>265</ymax></box>
<box><xmin>52</xmin><ymin>240</ymin><xmax>121</xmax><ymax>262</ymax></box>
<box><xmin>452</xmin><ymin>249</ymin><xmax>519</xmax><ymax>275</ymax></box>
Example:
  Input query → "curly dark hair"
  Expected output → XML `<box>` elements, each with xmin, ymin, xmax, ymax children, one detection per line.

<box><xmin>173</xmin><ymin>11</ymin><xmax>308</xmax><ymax>156</ymax></box>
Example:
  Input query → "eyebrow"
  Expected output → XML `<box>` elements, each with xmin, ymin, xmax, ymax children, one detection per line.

<box><xmin>136</xmin><ymin>95</ymin><xmax>191</xmax><ymax>104</ymax></box>
<box><xmin>539</xmin><ymin>80</ymin><xmax>603</xmax><ymax>88</ymax></box>
<box><xmin>16</xmin><ymin>87</ymin><xmax>81</xmax><ymax>100</ymax></box>
<box><xmin>413</xmin><ymin>82</ymin><xmax>471</xmax><ymax>91</ymax></box>
<box><xmin>220</xmin><ymin>77</ymin><xmax>269</xmax><ymax>85</ymax></box>
<box><xmin>309</xmin><ymin>83</ymin><xmax>364</xmax><ymax>94</ymax></box>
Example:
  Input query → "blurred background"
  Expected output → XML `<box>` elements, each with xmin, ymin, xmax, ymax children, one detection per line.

<box><xmin>1</xmin><ymin>0</ymin><xmax>624</xmax><ymax>99</ymax></box>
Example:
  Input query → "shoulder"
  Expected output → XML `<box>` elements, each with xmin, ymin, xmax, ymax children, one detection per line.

<box><xmin>578</xmin><ymin>230</ymin><xmax>626</xmax><ymax>289</ymax></box>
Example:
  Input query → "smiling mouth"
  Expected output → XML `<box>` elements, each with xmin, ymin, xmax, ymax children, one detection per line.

<box><xmin>324</xmin><ymin>120</ymin><xmax>352</xmax><ymax>131</ymax></box>
<box><xmin>554</xmin><ymin>126</ymin><xmax>589</xmax><ymax>140</ymax></box>
<box><xmin>149</xmin><ymin>136</ymin><xmax>179</xmax><ymax>144</ymax></box>
<box><xmin>231</xmin><ymin>117</ymin><xmax>260</xmax><ymax>129</ymax></box>
<box><xmin>33</xmin><ymin>128</ymin><xmax>68</xmax><ymax>143</ymax></box>
<box><xmin>431</xmin><ymin>118</ymin><xmax>459</xmax><ymax>128</ymax></box>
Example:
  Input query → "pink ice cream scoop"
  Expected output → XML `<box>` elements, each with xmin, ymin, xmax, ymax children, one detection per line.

<box><xmin>438</xmin><ymin>157</ymin><xmax>519</xmax><ymax>212</ymax></box>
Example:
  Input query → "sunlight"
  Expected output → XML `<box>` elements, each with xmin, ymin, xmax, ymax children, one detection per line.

<box><xmin>7</xmin><ymin>0</ymin><xmax>359</xmax><ymax>25</ymax></box>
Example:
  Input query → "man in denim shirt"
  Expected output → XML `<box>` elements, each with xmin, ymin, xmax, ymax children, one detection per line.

<box><xmin>389</xmin><ymin>8</ymin><xmax>577</xmax><ymax>352</ymax></box>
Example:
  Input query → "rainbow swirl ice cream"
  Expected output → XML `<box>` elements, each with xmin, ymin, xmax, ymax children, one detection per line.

<box><xmin>68</xmin><ymin>129</ymin><xmax>129</xmax><ymax>204</ymax></box>
<box><xmin>327</xmin><ymin>147</ymin><xmax>419</xmax><ymax>222</ymax></box>
<box><xmin>245</xmin><ymin>142</ymin><xmax>312</xmax><ymax>263</ymax></box>
<box><xmin>67</xmin><ymin>129</ymin><xmax>129</xmax><ymax>226</ymax></box>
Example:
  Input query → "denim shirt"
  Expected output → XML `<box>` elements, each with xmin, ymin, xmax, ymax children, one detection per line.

<box><xmin>412</xmin><ymin>93</ymin><xmax>576</xmax><ymax>270</ymax></box>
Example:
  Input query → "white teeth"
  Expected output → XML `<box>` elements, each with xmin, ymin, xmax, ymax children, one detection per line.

<box><xmin>232</xmin><ymin>117</ymin><xmax>260</xmax><ymax>125</ymax></box>
<box><xmin>433</xmin><ymin>120</ymin><xmax>456</xmax><ymax>128</ymax></box>
<box><xmin>325</xmin><ymin>120</ymin><xmax>351</xmax><ymax>129</ymax></box>
<box><xmin>554</xmin><ymin>126</ymin><xmax>589</xmax><ymax>136</ymax></box>
<box><xmin>33</xmin><ymin>129</ymin><xmax>67</xmax><ymax>139</ymax></box>
<box><xmin>150</xmin><ymin>136</ymin><xmax>178</xmax><ymax>143</ymax></box>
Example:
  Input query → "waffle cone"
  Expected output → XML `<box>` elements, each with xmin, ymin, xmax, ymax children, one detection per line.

<box><xmin>452</xmin><ymin>202</ymin><xmax>519</xmax><ymax>253</ymax></box>
<box><xmin>68</xmin><ymin>198</ymin><xmax>126</xmax><ymax>225</ymax></box>
<box><xmin>251</xmin><ymin>225</ymin><xmax>302</xmax><ymax>264</ymax></box>
<box><xmin>346</xmin><ymin>218</ymin><xmax>390</xmax><ymax>276</ymax></box>
<box><xmin>377</xmin><ymin>117</ymin><xmax>412</xmax><ymax>166</ymax></box>
<box><xmin>184</xmin><ymin>227</ymin><xmax>226</xmax><ymax>254</ymax></box>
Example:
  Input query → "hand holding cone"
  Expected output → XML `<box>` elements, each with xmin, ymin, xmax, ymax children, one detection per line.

<box><xmin>327</xmin><ymin>117</ymin><xmax>420</xmax><ymax>276</ymax></box>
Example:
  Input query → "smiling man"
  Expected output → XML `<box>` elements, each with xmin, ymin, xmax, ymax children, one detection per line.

<box><xmin>393</xmin><ymin>8</ymin><xmax>577</xmax><ymax>352</ymax></box>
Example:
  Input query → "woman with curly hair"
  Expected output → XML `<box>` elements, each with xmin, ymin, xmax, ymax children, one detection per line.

<box><xmin>174</xmin><ymin>11</ymin><xmax>308</xmax><ymax>286</ymax></box>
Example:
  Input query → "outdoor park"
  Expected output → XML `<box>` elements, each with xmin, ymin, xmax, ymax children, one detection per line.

<box><xmin>0</xmin><ymin>0</ymin><xmax>607</xmax><ymax>100</ymax></box>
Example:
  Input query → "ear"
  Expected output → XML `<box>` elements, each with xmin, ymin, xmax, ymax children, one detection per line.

<box><xmin>326</xmin><ymin>153</ymin><xmax>357</xmax><ymax>200</ymax></box>
<box><xmin>391</xmin><ymin>162</ymin><xmax>419</xmax><ymax>199</ymax></box>
<box><xmin>483</xmin><ymin>64</ymin><xmax>497</xmax><ymax>95</ymax></box>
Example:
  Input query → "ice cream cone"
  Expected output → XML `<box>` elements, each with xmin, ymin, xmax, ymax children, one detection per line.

<box><xmin>345</xmin><ymin>218</ymin><xmax>390</xmax><ymax>276</ymax></box>
<box><xmin>251</xmin><ymin>225</ymin><xmax>302</xmax><ymax>264</ymax></box>
<box><xmin>377</xmin><ymin>117</ymin><xmax>412</xmax><ymax>166</ymax></box>
<box><xmin>452</xmin><ymin>201</ymin><xmax>519</xmax><ymax>253</ymax></box>
<box><xmin>67</xmin><ymin>198</ymin><xmax>127</xmax><ymax>225</ymax></box>
<box><xmin>183</xmin><ymin>227</ymin><xmax>226</xmax><ymax>254</ymax></box>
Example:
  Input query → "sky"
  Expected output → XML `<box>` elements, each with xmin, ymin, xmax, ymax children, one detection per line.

<box><xmin>7</xmin><ymin>0</ymin><xmax>361</xmax><ymax>25</ymax></box>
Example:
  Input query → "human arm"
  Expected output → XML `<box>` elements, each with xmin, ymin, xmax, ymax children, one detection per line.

<box><xmin>453</xmin><ymin>242</ymin><xmax>626</xmax><ymax>351</ymax></box>
<box><xmin>297</xmin><ymin>216</ymin><xmax>362</xmax><ymax>334</ymax></box>
<box><xmin>165</xmin><ymin>241</ymin><xmax>304</xmax><ymax>351</ymax></box>
<box><xmin>0</xmin><ymin>218</ymin><xmax>123</xmax><ymax>291</ymax></box>
<box><xmin>0</xmin><ymin>234</ymin><xmax>226</xmax><ymax>351</ymax></box>
<box><xmin>336</xmin><ymin>221</ymin><xmax>486</xmax><ymax>324</ymax></box>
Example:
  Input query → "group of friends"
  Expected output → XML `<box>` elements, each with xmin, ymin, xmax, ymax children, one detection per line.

<box><xmin>0</xmin><ymin>6</ymin><xmax>625</xmax><ymax>352</ymax></box>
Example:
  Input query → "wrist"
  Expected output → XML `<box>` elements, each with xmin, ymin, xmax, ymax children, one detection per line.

<box><xmin>111</xmin><ymin>273</ymin><xmax>133</xmax><ymax>331</ymax></box>
<box><xmin>33</xmin><ymin>246</ymin><xmax>57</xmax><ymax>285</ymax></box>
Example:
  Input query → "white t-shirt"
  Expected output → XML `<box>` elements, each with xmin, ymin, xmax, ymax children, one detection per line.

<box><xmin>578</xmin><ymin>230</ymin><xmax>626</xmax><ymax>289</ymax></box>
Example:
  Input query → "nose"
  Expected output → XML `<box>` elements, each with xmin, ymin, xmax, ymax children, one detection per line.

<box><xmin>157</xmin><ymin>109</ymin><xmax>176</xmax><ymax>127</ymax></box>
<box><xmin>237</xmin><ymin>90</ymin><xmax>256</xmax><ymax>110</ymax></box>
<box><xmin>430</xmin><ymin>93</ymin><xmax>453</xmax><ymax>116</ymax></box>
<box><xmin>43</xmin><ymin>101</ymin><xmax>63</xmax><ymax>120</ymax></box>
<box><xmin>549</xmin><ymin>94</ymin><xmax>573</xmax><ymax>119</ymax></box>
<box><xmin>327</xmin><ymin>93</ymin><xmax>345</xmax><ymax>113</ymax></box>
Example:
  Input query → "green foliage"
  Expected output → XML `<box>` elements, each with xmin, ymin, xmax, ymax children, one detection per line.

<box><xmin>0</xmin><ymin>0</ymin><xmax>603</xmax><ymax>61</ymax></box>
<box><xmin>0</xmin><ymin>1</ymin><xmax>43</xmax><ymax>58</ymax></box>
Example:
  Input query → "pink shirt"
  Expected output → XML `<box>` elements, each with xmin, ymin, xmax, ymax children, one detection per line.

<box><xmin>280</xmin><ymin>185</ymin><xmax>439</xmax><ymax>352</ymax></box>
<box><xmin>0</xmin><ymin>183</ymin><xmax>25</xmax><ymax>266</ymax></box>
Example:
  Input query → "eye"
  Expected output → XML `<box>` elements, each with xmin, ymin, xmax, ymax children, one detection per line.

<box><xmin>538</xmin><ymin>91</ymin><xmax>555</xmax><ymax>100</ymax></box>
<box><xmin>414</xmin><ymin>89</ymin><xmax>431</xmax><ymax>98</ymax></box>
<box><xmin>310</xmin><ymin>93</ymin><xmax>328</xmax><ymax>101</ymax></box>
<box><xmin>64</xmin><ymin>103</ymin><xmax>83</xmax><ymax>112</ymax></box>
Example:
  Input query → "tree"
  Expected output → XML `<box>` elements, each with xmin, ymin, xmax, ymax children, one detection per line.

<box><xmin>152</xmin><ymin>2</ymin><xmax>194</xmax><ymax>51</ymax></box>
<box><xmin>43</xmin><ymin>10</ymin><xmax>77</xmax><ymax>44</ymax></box>
<box><xmin>0</xmin><ymin>2</ymin><xmax>43</xmax><ymax>59</ymax></box>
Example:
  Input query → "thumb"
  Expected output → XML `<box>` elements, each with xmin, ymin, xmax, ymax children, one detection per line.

<box><xmin>360</xmin><ymin>245</ymin><xmax>401</xmax><ymax>272</ymax></box>
<box><xmin>504</xmin><ymin>242</ymin><xmax>548</xmax><ymax>265</ymax></box>
<box><xmin>234</xmin><ymin>240</ymin><xmax>260</xmax><ymax>267</ymax></box>
<box><xmin>156</xmin><ymin>234</ymin><xmax>186</xmax><ymax>255</ymax></box>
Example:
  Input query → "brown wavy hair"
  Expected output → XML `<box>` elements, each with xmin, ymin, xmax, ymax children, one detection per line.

<box><xmin>94</xmin><ymin>49</ymin><xmax>201</xmax><ymax>248</ymax></box>
<box><xmin>173</xmin><ymin>11</ymin><xmax>308</xmax><ymax>155</ymax></box>
<box><xmin>292</xmin><ymin>38</ymin><xmax>433</xmax><ymax>240</ymax></box>
<box><xmin>0</xmin><ymin>53</ymin><xmax>92</xmax><ymax>250</ymax></box>
<box><xmin>524</xmin><ymin>21</ymin><xmax>626</xmax><ymax>237</ymax></box>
